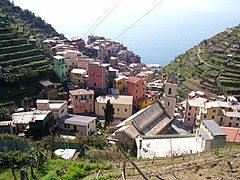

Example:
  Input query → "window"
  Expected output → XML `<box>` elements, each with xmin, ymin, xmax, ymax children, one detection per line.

<box><xmin>236</xmin><ymin>123</ymin><xmax>239</xmax><ymax>127</ymax></box>
<box><xmin>136</xmin><ymin>84</ymin><xmax>138</xmax><ymax>87</ymax></box>
<box><xmin>229</xmin><ymin>123</ymin><xmax>232</xmax><ymax>127</ymax></box>
<box><xmin>195</xmin><ymin>107</ymin><xmax>198</xmax><ymax>110</ymax></box>
<box><xmin>89</xmin><ymin>95</ymin><xmax>92</xmax><ymax>99</ymax></box>
<box><xmin>188</xmin><ymin>113</ymin><xmax>191</xmax><ymax>116</ymax></box>
<box><xmin>64</xmin><ymin>124</ymin><xmax>67</xmax><ymax>128</ymax></box>
<box><xmin>61</xmin><ymin>66</ymin><xmax>64</xmax><ymax>69</ymax></box>
<box><xmin>117</xmin><ymin>108</ymin><xmax>119</xmax><ymax>111</ymax></box>
<box><xmin>136</xmin><ymin>90</ymin><xmax>138</xmax><ymax>93</ymax></box>
<box><xmin>102</xmin><ymin>106</ymin><xmax>105</xmax><ymax>110</ymax></box>
<box><xmin>220</xmin><ymin>117</ymin><xmax>223</xmax><ymax>122</ymax></box>
<box><xmin>230</xmin><ymin>117</ymin><xmax>233</xmax><ymax>120</ymax></box>
<box><xmin>212</xmin><ymin>115</ymin><xmax>215</xmax><ymax>119</ymax></box>
<box><xmin>94</xmin><ymin>83</ymin><xmax>96</xmax><ymax>86</ymax></box>
<box><xmin>168</xmin><ymin>102</ymin><xmax>170</xmax><ymax>106</ymax></box>
<box><xmin>194</xmin><ymin>114</ymin><xmax>197</xmax><ymax>117</ymax></box>
<box><xmin>189</xmin><ymin>107</ymin><xmax>192</xmax><ymax>110</ymax></box>
<box><xmin>213</xmin><ymin>110</ymin><xmax>216</xmax><ymax>113</ymax></box>
<box><xmin>74</xmin><ymin>125</ymin><xmax>77</xmax><ymax>131</ymax></box>
<box><xmin>75</xmin><ymin>96</ymin><xmax>78</xmax><ymax>100</ymax></box>
<box><xmin>168</xmin><ymin>88</ymin><xmax>172</xmax><ymax>95</ymax></box>
<box><xmin>238</xmin><ymin>118</ymin><xmax>240</xmax><ymax>121</ymax></box>
<box><xmin>61</xmin><ymin>109</ymin><xmax>64</xmax><ymax>114</ymax></box>
<box><xmin>67</xmin><ymin>124</ymin><xmax>70</xmax><ymax>128</ymax></box>
<box><xmin>125</xmin><ymin>108</ymin><xmax>127</xmax><ymax>112</ymax></box>
<box><xmin>188</xmin><ymin>118</ymin><xmax>190</xmax><ymax>121</ymax></box>
<box><xmin>204</xmin><ymin>115</ymin><xmax>207</xmax><ymax>118</ymax></box>
<box><xmin>65</xmin><ymin>65</ymin><xmax>67</xmax><ymax>68</ymax></box>
<box><xmin>143</xmin><ymin>88</ymin><xmax>145</xmax><ymax>91</ymax></box>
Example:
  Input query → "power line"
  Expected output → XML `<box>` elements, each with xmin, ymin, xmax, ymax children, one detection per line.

<box><xmin>115</xmin><ymin>0</ymin><xmax>164</xmax><ymax>40</ymax></box>
<box><xmin>83</xmin><ymin>0</ymin><xmax>122</xmax><ymax>39</ymax></box>
<box><xmin>84</xmin><ymin>0</ymin><xmax>122</xmax><ymax>40</ymax></box>
<box><xmin>82</xmin><ymin>0</ymin><xmax>120</xmax><ymax>39</ymax></box>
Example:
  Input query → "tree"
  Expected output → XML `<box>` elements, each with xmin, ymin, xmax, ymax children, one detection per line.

<box><xmin>104</xmin><ymin>100</ymin><xmax>114</xmax><ymax>126</ymax></box>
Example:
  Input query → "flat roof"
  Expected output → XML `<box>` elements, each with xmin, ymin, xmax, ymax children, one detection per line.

<box><xmin>205</xmin><ymin>101</ymin><xmax>231</xmax><ymax>109</ymax></box>
<box><xmin>58</xmin><ymin>114</ymin><xmax>97</xmax><ymax>126</ymax></box>
<box><xmin>54</xmin><ymin>55</ymin><xmax>65</xmax><ymax>60</ymax></box>
<box><xmin>12</xmin><ymin>110</ymin><xmax>51</xmax><ymax>124</ymax></box>
<box><xmin>136</xmin><ymin>137</ymin><xmax>201</xmax><ymax>158</ymax></box>
<box><xmin>69</xmin><ymin>89</ymin><xmax>94</xmax><ymax>96</ymax></box>
<box><xmin>96</xmin><ymin>95</ymin><xmax>133</xmax><ymax>105</ymax></box>
<box><xmin>70</xmin><ymin>68</ymin><xmax>87</xmax><ymax>74</ymax></box>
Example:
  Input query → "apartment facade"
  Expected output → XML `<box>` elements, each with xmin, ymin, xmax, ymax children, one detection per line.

<box><xmin>127</xmin><ymin>76</ymin><xmax>146</xmax><ymax>108</ymax></box>
<box><xmin>95</xmin><ymin>95</ymin><xmax>133</xmax><ymax>119</ymax></box>
<box><xmin>87</xmin><ymin>63</ymin><xmax>108</xmax><ymax>92</ymax></box>
<box><xmin>69</xmin><ymin>89</ymin><xmax>95</xmax><ymax>114</ymax></box>
<box><xmin>53</xmin><ymin>55</ymin><xmax>68</xmax><ymax>82</ymax></box>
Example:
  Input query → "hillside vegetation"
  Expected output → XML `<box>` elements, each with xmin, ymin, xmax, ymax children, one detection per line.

<box><xmin>164</xmin><ymin>25</ymin><xmax>240</xmax><ymax>99</ymax></box>
<box><xmin>0</xmin><ymin>0</ymin><xmax>61</xmax><ymax>107</ymax></box>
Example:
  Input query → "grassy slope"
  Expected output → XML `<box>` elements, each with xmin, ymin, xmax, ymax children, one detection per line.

<box><xmin>0</xmin><ymin>0</ymin><xmax>61</xmax><ymax>106</ymax></box>
<box><xmin>163</xmin><ymin>25</ymin><xmax>240</xmax><ymax>99</ymax></box>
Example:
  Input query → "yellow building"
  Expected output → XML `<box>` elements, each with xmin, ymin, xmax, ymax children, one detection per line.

<box><xmin>95</xmin><ymin>95</ymin><xmax>133</xmax><ymax>119</ymax></box>
<box><xmin>138</xmin><ymin>94</ymin><xmax>158</xmax><ymax>109</ymax></box>
<box><xmin>199</xmin><ymin>101</ymin><xmax>232</xmax><ymax>125</ymax></box>
<box><xmin>70</xmin><ymin>68</ymin><xmax>88</xmax><ymax>85</ymax></box>
<box><xmin>113</xmin><ymin>76</ymin><xmax>127</xmax><ymax>93</ymax></box>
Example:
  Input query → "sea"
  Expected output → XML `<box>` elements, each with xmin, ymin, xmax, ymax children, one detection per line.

<box><xmin>13</xmin><ymin>0</ymin><xmax>240</xmax><ymax>66</ymax></box>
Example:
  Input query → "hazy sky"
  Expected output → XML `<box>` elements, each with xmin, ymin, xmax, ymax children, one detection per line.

<box><xmin>13</xmin><ymin>0</ymin><xmax>240</xmax><ymax>38</ymax></box>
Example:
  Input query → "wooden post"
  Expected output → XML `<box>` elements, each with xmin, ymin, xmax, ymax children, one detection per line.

<box><xmin>122</xmin><ymin>160</ymin><xmax>126</xmax><ymax>180</ymax></box>
<box><xmin>117</xmin><ymin>141</ymin><xmax>148</xmax><ymax>180</ymax></box>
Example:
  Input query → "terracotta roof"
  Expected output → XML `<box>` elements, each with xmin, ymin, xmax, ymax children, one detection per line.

<box><xmin>221</xmin><ymin>127</ymin><xmax>240</xmax><ymax>143</ymax></box>
<box><xmin>69</xmin><ymin>89</ymin><xmax>94</xmax><ymax>96</ymax></box>
<box><xmin>127</xmin><ymin>76</ymin><xmax>142</xmax><ymax>83</ymax></box>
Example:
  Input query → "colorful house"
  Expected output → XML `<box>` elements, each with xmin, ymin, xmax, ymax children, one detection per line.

<box><xmin>70</xmin><ymin>68</ymin><xmax>88</xmax><ymax>87</ymax></box>
<box><xmin>53</xmin><ymin>55</ymin><xmax>68</xmax><ymax>82</ymax></box>
<box><xmin>199</xmin><ymin>101</ymin><xmax>232</xmax><ymax>125</ymax></box>
<box><xmin>184</xmin><ymin>97</ymin><xmax>208</xmax><ymax>127</ymax></box>
<box><xmin>113</xmin><ymin>76</ymin><xmax>127</xmax><ymax>93</ymax></box>
<box><xmin>138</xmin><ymin>93</ymin><xmax>158</xmax><ymax>109</ymax></box>
<box><xmin>95</xmin><ymin>95</ymin><xmax>133</xmax><ymax>119</ymax></box>
<box><xmin>69</xmin><ymin>89</ymin><xmax>94</xmax><ymax>114</ymax></box>
<box><xmin>87</xmin><ymin>63</ymin><xmax>108</xmax><ymax>92</ymax></box>
<box><xmin>127</xmin><ymin>76</ymin><xmax>146</xmax><ymax>109</ymax></box>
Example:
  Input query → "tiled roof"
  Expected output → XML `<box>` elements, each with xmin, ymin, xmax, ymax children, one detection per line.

<box><xmin>69</xmin><ymin>89</ymin><xmax>94</xmax><ymax>96</ymax></box>
<box><xmin>221</xmin><ymin>127</ymin><xmax>240</xmax><ymax>143</ymax></box>
<box><xmin>114</xmin><ymin>100</ymin><xmax>172</xmax><ymax>139</ymax></box>
<box><xmin>202</xmin><ymin>120</ymin><xmax>226</xmax><ymax>136</ymax></box>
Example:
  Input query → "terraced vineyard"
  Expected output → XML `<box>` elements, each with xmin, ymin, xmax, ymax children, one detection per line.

<box><xmin>164</xmin><ymin>25</ymin><xmax>240</xmax><ymax>100</ymax></box>
<box><xmin>0</xmin><ymin>0</ymin><xmax>61</xmax><ymax>106</ymax></box>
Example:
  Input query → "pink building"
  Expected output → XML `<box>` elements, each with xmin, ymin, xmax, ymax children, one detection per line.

<box><xmin>127</xmin><ymin>76</ymin><xmax>146</xmax><ymax>108</ymax></box>
<box><xmin>222</xmin><ymin>111</ymin><xmax>240</xmax><ymax>127</ymax></box>
<box><xmin>184</xmin><ymin>97</ymin><xmax>208</xmax><ymax>127</ymax></box>
<box><xmin>87</xmin><ymin>63</ymin><xmax>108</xmax><ymax>92</ymax></box>
<box><xmin>69</xmin><ymin>89</ymin><xmax>94</xmax><ymax>114</ymax></box>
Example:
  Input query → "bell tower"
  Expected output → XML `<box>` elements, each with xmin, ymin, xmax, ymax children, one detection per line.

<box><xmin>162</xmin><ymin>73</ymin><xmax>177</xmax><ymax>117</ymax></box>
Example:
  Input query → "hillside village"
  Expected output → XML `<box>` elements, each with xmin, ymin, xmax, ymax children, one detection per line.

<box><xmin>1</xmin><ymin>34</ymin><xmax>240</xmax><ymax>162</ymax></box>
